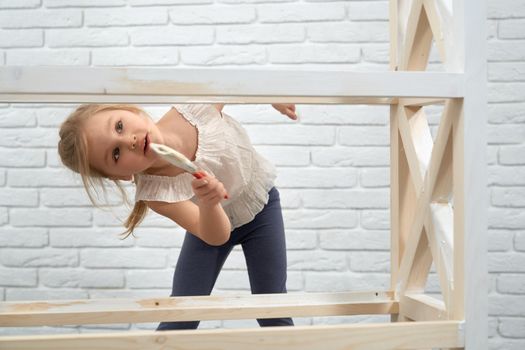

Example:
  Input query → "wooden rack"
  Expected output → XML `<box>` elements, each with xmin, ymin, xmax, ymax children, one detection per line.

<box><xmin>0</xmin><ymin>0</ymin><xmax>487</xmax><ymax>349</ymax></box>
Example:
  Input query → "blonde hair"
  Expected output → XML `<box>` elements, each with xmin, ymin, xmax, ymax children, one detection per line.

<box><xmin>58</xmin><ymin>104</ymin><xmax>148</xmax><ymax>239</ymax></box>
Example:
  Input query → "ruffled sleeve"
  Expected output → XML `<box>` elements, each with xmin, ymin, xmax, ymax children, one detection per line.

<box><xmin>172</xmin><ymin>104</ymin><xmax>222</xmax><ymax>126</ymax></box>
<box><xmin>134</xmin><ymin>173</ymin><xmax>194</xmax><ymax>203</ymax></box>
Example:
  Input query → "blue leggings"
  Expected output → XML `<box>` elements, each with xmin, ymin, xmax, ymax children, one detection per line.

<box><xmin>157</xmin><ymin>187</ymin><xmax>294</xmax><ymax>330</ymax></box>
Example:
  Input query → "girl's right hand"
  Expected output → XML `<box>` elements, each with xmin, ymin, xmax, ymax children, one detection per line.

<box><xmin>191</xmin><ymin>171</ymin><xmax>228</xmax><ymax>207</ymax></box>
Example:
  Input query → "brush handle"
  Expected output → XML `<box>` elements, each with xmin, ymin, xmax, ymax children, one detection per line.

<box><xmin>192</xmin><ymin>171</ymin><xmax>228</xmax><ymax>199</ymax></box>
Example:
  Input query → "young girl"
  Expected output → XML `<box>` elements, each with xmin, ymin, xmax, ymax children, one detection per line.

<box><xmin>58</xmin><ymin>103</ymin><xmax>297</xmax><ymax>330</ymax></box>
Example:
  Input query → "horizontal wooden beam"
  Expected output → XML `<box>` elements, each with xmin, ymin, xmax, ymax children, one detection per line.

<box><xmin>0</xmin><ymin>291</ymin><xmax>397</xmax><ymax>327</ymax></box>
<box><xmin>399</xmin><ymin>294</ymin><xmax>447</xmax><ymax>321</ymax></box>
<box><xmin>0</xmin><ymin>67</ymin><xmax>464</xmax><ymax>104</ymax></box>
<box><xmin>0</xmin><ymin>321</ymin><xmax>465</xmax><ymax>350</ymax></box>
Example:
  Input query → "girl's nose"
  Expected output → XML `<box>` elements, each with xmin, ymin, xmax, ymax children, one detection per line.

<box><xmin>130</xmin><ymin>134</ymin><xmax>137</xmax><ymax>150</ymax></box>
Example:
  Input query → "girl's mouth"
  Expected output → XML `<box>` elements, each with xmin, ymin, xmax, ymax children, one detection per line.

<box><xmin>144</xmin><ymin>133</ymin><xmax>149</xmax><ymax>154</ymax></box>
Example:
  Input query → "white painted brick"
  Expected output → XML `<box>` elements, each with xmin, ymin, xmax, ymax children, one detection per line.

<box><xmin>275</xmin><ymin>188</ymin><xmax>301</xmax><ymax>208</ymax></box>
<box><xmin>362</xmin><ymin>44</ymin><xmax>389</xmax><ymax>63</ymax></box>
<box><xmin>46</xmin><ymin>149</ymin><xmax>62</xmax><ymax>167</ymax></box>
<box><xmin>0</xmin><ymin>0</ymin><xmax>40</xmax><ymax>9</ymax></box>
<box><xmin>41</xmin><ymin>187</ymin><xmax>120</xmax><ymax>207</ymax></box>
<box><xmin>488</xmin><ymin>41</ymin><xmax>525</xmax><ymax>62</ymax></box>
<box><xmin>81</xmin><ymin>249</ymin><xmax>167</xmax><ymax>268</ymax></box>
<box><xmin>50</xmin><ymin>228</ymin><xmax>133</xmax><ymax>248</ymax></box>
<box><xmin>126</xmin><ymin>269</ymin><xmax>172</xmax><ymax>289</ymax></box>
<box><xmin>488</xmin><ymin>230</ymin><xmax>514</xmax><ymax>252</ymax></box>
<box><xmin>288</xmin><ymin>250</ymin><xmax>347</xmax><ymax>271</ymax></box>
<box><xmin>492</xmin><ymin>187</ymin><xmax>525</xmax><ymax>207</ymax></box>
<box><xmin>312</xmin><ymin>146</ymin><xmax>389</xmax><ymax>167</ymax></box>
<box><xmin>489</xmin><ymin>208</ymin><xmax>525</xmax><ymax>229</ymax></box>
<box><xmin>89</xmin><ymin>289</ymin><xmax>168</xmax><ymax>299</ymax></box>
<box><xmin>277</xmin><ymin>168</ymin><xmax>357</xmax><ymax>188</ymax></box>
<box><xmin>319</xmin><ymin>230</ymin><xmax>389</xmax><ymax>251</ymax></box>
<box><xmin>490</xmin><ymin>295</ymin><xmax>525</xmax><ymax>316</ymax></box>
<box><xmin>361</xmin><ymin>210</ymin><xmax>390</xmax><ymax>230</ymax></box>
<box><xmin>93</xmin><ymin>47</ymin><xmax>179</xmax><ymax>66</ymax></box>
<box><xmin>36</xmin><ymin>106</ymin><xmax>77</xmax><ymax>127</ymax></box>
<box><xmin>0</xmin><ymin>29</ymin><xmax>43</xmax><ymax>48</ymax></box>
<box><xmin>488</xmin><ymin>338</ymin><xmax>525</xmax><ymax>350</ymax></box>
<box><xmin>499</xmin><ymin>317</ymin><xmax>525</xmax><ymax>338</ymax></box>
<box><xmin>488</xmin><ymin>83</ymin><xmax>525</xmax><ymax>103</ymax></box>
<box><xmin>489</xmin><ymin>316</ymin><xmax>498</xmax><ymax>337</ymax></box>
<box><xmin>0</xmin><ymin>248</ymin><xmax>78</xmax><ymax>267</ymax></box>
<box><xmin>339</xmin><ymin>126</ymin><xmax>389</xmax><ymax>146</ymax></box>
<box><xmin>489</xmin><ymin>166</ymin><xmax>525</xmax><ymax>186</ymax></box>
<box><xmin>0</xmin><ymin>51</ymin><xmax>4</xmax><ymax>64</ymax></box>
<box><xmin>308</xmin><ymin>22</ymin><xmax>389</xmax><ymax>43</ymax></box>
<box><xmin>258</xmin><ymin>3</ymin><xmax>345</xmax><ymax>23</ymax></box>
<box><xmin>488</xmin><ymin>0</ymin><xmax>525</xmax><ymax>19</ymax></box>
<box><xmin>6</xmin><ymin>288</ymin><xmax>88</xmax><ymax>301</ymax></box>
<box><xmin>46</xmin><ymin>0</ymin><xmax>126</xmax><ymax>7</ymax></box>
<box><xmin>269</xmin><ymin>44</ymin><xmax>360</xmax><ymax>63</ymax></box>
<box><xmin>0</xmin><ymin>149</ymin><xmax>45</xmax><ymax>167</ymax></box>
<box><xmin>10</xmin><ymin>208</ymin><xmax>92</xmax><ymax>227</ymax></box>
<box><xmin>8</xmin><ymin>169</ymin><xmax>82</xmax><ymax>187</ymax></box>
<box><xmin>217</xmin><ymin>24</ymin><xmax>304</xmax><ymax>44</ymax></box>
<box><xmin>301</xmin><ymin>189</ymin><xmax>388</xmax><ymax>209</ymax></box>
<box><xmin>46</xmin><ymin>28</ymin><xmax>129</xmax><ymax>47</ymax></box>
<box><xmin>169</xmin><ymin>6</ymin><xmax>255</xmax><ymax>24</ymax></box>
<box><xmin>488</xmin><ymin>124</ymin><xmax>525</xmax><ymax>144</ymax></box>
<box><xmin>304</xmin><ymin>272</ymin><xmax>389</xmax><ymax>292</ymax></box>
<box><xmin>130</xmin><ymin>0</ymin><xmax>211</xmax><ymax>5</ymax></box>
<box><xmin>498</xmin><ymin>274</ymin><xmax>525</xmax><ymax>294</ymax></box>
<box><xmin>0</xmin><ymin>10</ymin><xmax>81</xmax><ymax>28</ymax></box>
<box><xmin>0</xmin><ymin>170</ymin><xmax>5</xmax><ymax>186</ymax></box>
<box><xmin>246</xmin><ymin>125</ymin><xmax>335</xmax><ymax>145</ymax></box>
<box><xmin>297</xmin><ymin>105</ymin><xmax>389</xmax><ymax>125</ymax></box>
<box><xmin>500</xmin><ymin>145</ymin><xmax>525</xmax><ymax>165</ymax></box>
<box><xmin>0</xmin><ymin>228</ymin><xmax>48</xmax><ymax>247</ymax></box>
<box><xmin>0</xmin><ymin>208</ymin><xmax>6</xmax><ymax>225</ymax></box>
<box><xmin>283</xmin><ymin>209</ymin><xmax>358</xmax><ymax>229</ymax></box>
<box><xmin>221</xmin><ymin>249</ymin><xmax>248</xmax><ymax>270</ymax></box>
<box><xmin>0</xmin><ymin>188</ymin><xmax>38</xmax><ymax>206</ymax></box>
<box><xmin>40</xmin><ymin>268</ymin><xmax>125</xmax><ymax>288</ymax></box>
<box><xmin>360</xmin><ymin>168</ymin><xmax>389</xmax><ymax>188</ymax></box>
<box><xmin>0</xmin><ymin>127</ymin><xmax>57</xmax><ymax>147</ymax></box>
<box><xmin>256</xmin><ymin>146</ymin><xmax>309</xmax><ymax>166</ymax></box>
<box><xmin>85</xmin><ymin>8</ymin><xmax>168</xmax><ymax>27</ymax></box>
<box><xmin>131</xmin><ymin>26</ymin><xmax>213</xmax><ymax>46</ymax></box>
<box><xmin>488</xmin><ymin>145</ymin><xmax>498</xmax><ymax>165</ymax></box>
<box><xmin>0</xmin><ymin>268</ymin><xmax>37</xmax><ymax>287</ymax></box>
<box><xmin>349</xmin><ymin>251</ymin><xmax>389</xmax><ymax>272</ymax></box>
<box><xmin>6</xmin><ymin>49</ymin><xmax>89</xmax><ymax>65</ymax></box>
<box><xmin>499</xmin><ymin>19</ymin><xmax>525</xmax><ymax>39</ymax></box>
<box><xmin>215</xmin><ymin>270</ymin><xmax>250</xmax><ymax>290</ymax></box>
<box><xmin>0</xmin><ymin>108</ymin><xmax>37</xmax><ymax>127</ymax></box>
<box><xmin>347</xmin><ymin>2</ymin><xmax>389</xmax><ymax>21</ymax></box>
<box><xmin>516</xmin><ymin>232</ymin><xmax>525</xmax><ymax>251</ymax></box>
<box><xmin>285</xmin><ymin>230</ymin><xmax>317</xmax><ymax>250</ymax></box>
<box><xmin>490</xmin><ymin>253</ymin><xmax>525</xmax><ymax>272</ymax></box>
<box><xmin>180</xmin><ymin>46</ymin><xmax>266</xmax><ymax>65</ymax></box>
<box><xmin>489</xmin><ymin>62</ymin><xmax>525</xmax><ymax>81</ymax></box>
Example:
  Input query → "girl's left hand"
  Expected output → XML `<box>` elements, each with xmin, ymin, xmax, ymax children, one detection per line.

<box><xmin>272</xmin><ymin>104</ymin><xmax>298</xmax><ymax>120</ymax></box>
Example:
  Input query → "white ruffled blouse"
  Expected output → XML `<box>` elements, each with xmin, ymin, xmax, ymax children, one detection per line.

<box><xmin>134</xmin><ymin>104</ymin><xmax>277</xmax><ymax>230</ymax></box>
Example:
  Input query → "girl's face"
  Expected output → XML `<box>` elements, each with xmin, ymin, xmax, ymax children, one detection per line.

<box><xmin>84</xmin><ymin>109</ymin><xmax>162</xmax><ymax>181</ymax></box>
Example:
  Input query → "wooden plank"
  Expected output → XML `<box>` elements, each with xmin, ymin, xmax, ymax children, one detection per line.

<box><xmin>0</xmin><ymin>67</ymin><xmax>464</xmax><ymax>103</ymax></box>
<box><xmin>400</xmin><ymin>97</ymin><xmax>446</xmax><ymax>106</ymax></box>
<box><xmin>400</xmin><ymin>294</ymin><xmax>447</xmax><ymax>321</ymax></box>
<box><xmin>400</xmin><ymin>0</ymin><xmax>433</xmax><ymax>71</ymax></box>
<box><xmin>0</xmin><ymin>321</ymin><xmax>465</xmax><ymax>350</ymax></box>
<box><xmin>0</xmin><ymin>291</ymin><xmax>397</xmax><ymax>327</ymax></box>
<box><xmin>423</xmin><ymin>0</ymin><xmax>447</xmax><ymax>64</ymax></box>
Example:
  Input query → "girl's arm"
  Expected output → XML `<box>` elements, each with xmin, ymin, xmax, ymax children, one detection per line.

<box><xmin>146</xmin><ymin>173</ymin><xmax>230</xmax><ymax>245</ymax></box>
<box><xmin>147</xmin><ymin>200</ymin><xmax>231</xmax><ymax>246</ymax></box>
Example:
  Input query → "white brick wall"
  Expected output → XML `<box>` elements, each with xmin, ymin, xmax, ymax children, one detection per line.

<box><xmin>0</xmin><ymin>1</ymin><xmax>523</xmax><ymax>348</ymax></box>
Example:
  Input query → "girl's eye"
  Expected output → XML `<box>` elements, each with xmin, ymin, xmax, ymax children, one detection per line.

<box><xmin>116</xmin><ymin>120</ymin><xmax>123</xmax><ymax>133</ymax></box>
<box><xmin>112</xmin><ymin>148</ymin><xmax>120</xmax><ymax>162</ymax></box>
